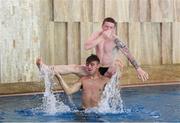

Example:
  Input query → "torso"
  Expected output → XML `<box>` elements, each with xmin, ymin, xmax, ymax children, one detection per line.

<box><xmin>96</xmin><ymin>39</ymin><xmax>115</xmax><ymax>67</ymax></box>
<box><xmin>81</xmin><ymin>76</ymin><xmax>109</xmax><ymax>108</ymax></box>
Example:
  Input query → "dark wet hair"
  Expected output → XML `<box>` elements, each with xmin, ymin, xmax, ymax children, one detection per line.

<box><xmin>102</xmin><ymin>17</ymin><xmax>117</xmax><ymax>27</ymax></box>
<box><xmin>86</xmin><ymin>54</ymin><xmax>100</xmax><ymax>64</ymax></box>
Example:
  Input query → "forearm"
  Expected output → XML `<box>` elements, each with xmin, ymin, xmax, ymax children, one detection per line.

<box><xmin>84</xmin><ymin>32</ymin><xmax>103</xmax><ymax>50</ymax></box>
<box><xmin>49</xmin><ymin>64</ymin><xmax>85</xmax><ymax>76</ymax></box>
<box><xmin>55</xmin><ymin>74</ymin><xmax>72</xmax><ymax>95</ymax></box>
<box><xmin>114</xmin><ymin>38</ymin><xmax>140</xmax><ymax>69</ymax></box>
<box><xmin>55</xmin><ymin>73</ymin><xmax>81</xmax><ymax>95</ymax></box>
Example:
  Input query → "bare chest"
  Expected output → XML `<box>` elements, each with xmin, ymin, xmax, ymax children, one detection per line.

<box><xmin>82</xmin><ymin>79</ymin><xmax>106</xmax><ymax>93</ymax></box>
<box><xmin>98</xmin><ymin>40</ymin><xmax>115</xmax><ymax>53</ymax></box>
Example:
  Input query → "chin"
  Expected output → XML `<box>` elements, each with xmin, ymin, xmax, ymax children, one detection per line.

<box><xmin>88</xmin><ymin>72</ymin><xmax>93</xmax><ymax>75</ymax></box>
<box><xmin>88</xmin><ymin>71</ymin><xmax>94</xmax><ymax>75</ymax></box>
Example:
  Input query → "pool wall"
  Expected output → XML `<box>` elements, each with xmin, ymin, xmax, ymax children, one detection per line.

<box><xmin>1</xmin><ymin>0</ymin><xmax>180</xmax><ymax>85</ymax></box>
<box><xmin>0</xmin><ymin>65</ymin><xmax>180</xmax><ymax>96</ymax></box>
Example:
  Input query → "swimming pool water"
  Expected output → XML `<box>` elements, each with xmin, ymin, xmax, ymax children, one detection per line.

<box><xmin>0</xmin><ymin>84</ymin><xmax>179</xmax><ymax>122</ymax></box>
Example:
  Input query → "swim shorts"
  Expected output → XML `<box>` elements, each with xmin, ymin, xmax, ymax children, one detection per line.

<box><xmin>99</xmin><ymin>67</ymin><xmax>109</xmax><ymax>75</ymax></box>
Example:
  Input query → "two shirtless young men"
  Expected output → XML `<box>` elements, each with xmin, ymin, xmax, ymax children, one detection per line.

<box><xmin>36</xmin><ymin>17</ymin><xmax>149</xmax><ymax>109</ymax></box>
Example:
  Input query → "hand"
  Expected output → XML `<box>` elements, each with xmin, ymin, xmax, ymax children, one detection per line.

<box><xmin>136</xmin><ymin>67</ymin><xmax>149</xmax><ymax>81</ymax></box>
<box><xmin>36</xmin><ymin>57</ymin><xmax>43</xmax><ymax>70</ymax></box>
<box><xmin>54</xmin><ymin>70</ymin><xmax>60</xmax><ymax>76</ymax></box>
<box><xmin>102</xmin><ymin>29</ymin><xmax>113</xmax><ymax>40</ymax></box>
<box><xmin>36</xmin><ymin>57</ymin><xmax>43</xmax><ymax>66</ymax></box>
<box><xmin>104</xmin><ymin>62</ymin><xmax>123</xmax><ymax>78</ymax></box>
<box><xmin>113</xmin><ymin>58</ymin><xmax>124</xmax><ymax>71</ymax></box>
<box><xmin>104</xmin><ymin>66</ymin><xmax>116</xmax><ymax>78</ymax></box>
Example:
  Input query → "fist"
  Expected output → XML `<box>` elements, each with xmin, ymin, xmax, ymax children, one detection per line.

<box><xmin>102</xmin><ymin>30</ymin><xmax>113</xmax><ymax>40</ymax></box>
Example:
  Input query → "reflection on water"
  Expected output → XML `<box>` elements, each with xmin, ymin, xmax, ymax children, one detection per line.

<box><xmin>0</xmin><ymin>84</ymin><xmax>180</xmax><ymax>122</ymax></box>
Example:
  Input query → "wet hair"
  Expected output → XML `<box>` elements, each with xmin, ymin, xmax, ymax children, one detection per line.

<box><xmin>102</xmin><ymin>17</ymin><xmax>117</xmax><ymax>27</ymax></box>
<box><xmin>86</xmin><ymin>54</ymin><xmax>100</xmax><ymax>64</ymax></box>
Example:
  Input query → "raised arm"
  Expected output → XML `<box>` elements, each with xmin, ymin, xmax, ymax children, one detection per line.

<box><xmin>51</xmin><ymin>64</ymin><xmax>87</xmax><ymax>77</ymax></box>
<box><xmin>84</xmin><ymin>31</ymin><xmax>104</xmax><ymax>50</ymax></box>
<box><xmin>55</xmin><ymin>73</ymin><xmax>82</xmax><ymax>95</ymax></box>
<box><xmin>36</xmin><ymin>58</ymin><xmax>87</xmax><ymax>77</ymax></box>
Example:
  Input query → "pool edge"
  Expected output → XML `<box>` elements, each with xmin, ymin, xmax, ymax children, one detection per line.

<box><xmin>0</xmin><ymin>81</ymin><xmax>179</xmax><ymax>97</ymax></box>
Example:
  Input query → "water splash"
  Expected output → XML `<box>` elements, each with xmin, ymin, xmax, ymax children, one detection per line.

<box><xmin>96</xmin><ymin>46</ymin><xmax>124</xmax><ymax>113</ymax></box>
<box><xmin>97</xmin><ymin>70</ymin><xmax>124</xmax><ymax>113</ymax></box>
<box><xmin>38</xmin><ymin>64</ymin><xmax>70</xmax><ymax>115</ymax></box>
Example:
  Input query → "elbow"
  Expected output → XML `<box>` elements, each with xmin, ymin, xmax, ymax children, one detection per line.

<box><xmin>84</xmin><ymin>41</ymin><xmax>93</xmax><ymax>50</ymax></box>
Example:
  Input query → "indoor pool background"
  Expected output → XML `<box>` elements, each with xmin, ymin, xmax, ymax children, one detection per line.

<box><xmin>0</xmin><ymin>84</ymin><xmax>179</xmax><ymax>122</ymax></box>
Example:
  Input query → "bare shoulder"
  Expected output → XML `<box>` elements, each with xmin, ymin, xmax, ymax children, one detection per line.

<box><xmin>80</xmin><ymin>76</ymin><xmax>90</xmax><ymax>81</ymax></box>
<box><xmin>79</xmin><ymin>76</ymin><xmax>90</xmax><ymax>85</ymax></box>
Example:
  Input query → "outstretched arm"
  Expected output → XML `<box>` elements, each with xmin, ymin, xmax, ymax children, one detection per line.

<box><xmin>51</xmin><ymin>64</ymin><xmax>87</xmax><ymax>77</ymax></box>
<box><xmin>84</xmin><ymin>29</ymin><xmax>116</xmax><ymax>50</ymax></box>
<box><xmin>55</xmin><ymin>73</ymin><xmax>82</xmax><ymax>95</ymax></box>
<box><xmin>114</xmin><ymin>38</ymin><xmax>149</xmax><ymax>81</ymax></box>
<box><xmin>36</xmin><ymin>58</ymin><xmax>87</xmax><ymax>77</ymax></box>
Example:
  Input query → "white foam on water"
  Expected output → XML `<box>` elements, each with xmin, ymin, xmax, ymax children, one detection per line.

<box><xmin>97</xmin><ymin>70</ymin><xmax>124</xmax><ymax>113</ymax></box>
<box><xmin>38</xmin><ymin>64</ymin><xmax>70</xmax><ymax>115</ymax></box>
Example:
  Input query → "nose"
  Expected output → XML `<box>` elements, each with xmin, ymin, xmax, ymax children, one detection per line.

<box><xmin>107</xmin><ymin>27</ymin><xmax>111</xmax><ymax>30</ymax></box>
<box><xmin>87</xmin><ymin>64</ymin><xmax>91</xmax><ymax>68</ymax></box>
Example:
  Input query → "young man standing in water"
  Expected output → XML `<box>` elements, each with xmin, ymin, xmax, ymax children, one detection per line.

<box><xmin>54</xmin><ymin>54</ymin><xmax>109</xmax><ymax>109</ymax></box>
<box><xmin>84</xmin><ymin>17</ymin><xmax>148</xmax><ymax>81</ymax></box>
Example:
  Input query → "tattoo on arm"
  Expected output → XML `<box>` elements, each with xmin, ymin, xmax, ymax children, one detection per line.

<box><xmin>114</xmin><ymin>38</ymin><xmax>140</xmax><ymax>69</ymax></box>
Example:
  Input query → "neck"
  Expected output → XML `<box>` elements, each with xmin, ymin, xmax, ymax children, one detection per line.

<box><xmin>90</xmin><ymin>71</ymin><xmax>101</xmax><ymax>80</ymax></box>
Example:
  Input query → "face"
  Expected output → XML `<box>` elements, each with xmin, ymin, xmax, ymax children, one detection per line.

<box><xmin>85</xmin><ymin>61</ymin><xmax>99</xmax><ymax>75</ymax></box>
<box><xmin>102</xmin><ymin>22</ymin><xmax>115</xmax><ymax>31</ymax></box>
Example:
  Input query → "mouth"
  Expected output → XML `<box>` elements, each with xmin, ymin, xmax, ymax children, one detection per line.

<box><xmin>88</xmin><ymin>69</ymin><xmax>92</xmax><ymax>72</ymax></box>
<box><xmin>87</xmin><ymin>69</ymin><xmax>93</xmax><ymax>72</ymax></box>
